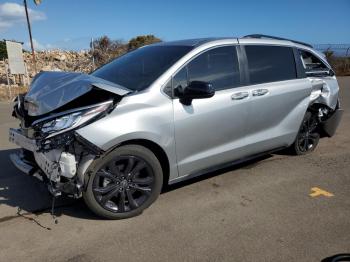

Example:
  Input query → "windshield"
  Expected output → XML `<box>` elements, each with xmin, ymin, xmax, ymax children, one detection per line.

<box><xmin>92</xmin><ymin>45</ymin><xmax>193</xmax><ymax>91</ymax></box>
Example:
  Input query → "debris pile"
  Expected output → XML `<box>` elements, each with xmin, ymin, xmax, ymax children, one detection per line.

<box><xmin>24</xmin><ymin>49</ymin><xmax>94</xmax><ymax>77</ymax></box>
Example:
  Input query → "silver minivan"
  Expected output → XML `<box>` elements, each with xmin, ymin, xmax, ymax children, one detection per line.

<box><xmin>9</xmin><ymin>35</ymin><xmax>343</xmax><ymax>219</ymax></box>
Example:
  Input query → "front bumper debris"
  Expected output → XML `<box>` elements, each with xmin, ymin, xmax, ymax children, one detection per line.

<box><xmin>9</xmin><ymin>129</ymin><xmax>74</xmax><ymax>181</ymax></box>
<box><xmin>9</xmin><ymin>128</ymin><xmax>38</xmax><ymax>151</ymax></box>
<box><xmin>9</xmin><ymin>125</ymin><xmax>97</xmax><ymax>198</ymax></box>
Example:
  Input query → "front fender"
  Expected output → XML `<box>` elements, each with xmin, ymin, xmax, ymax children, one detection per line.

<box><xmin>75</xmin><ymin>94</ymin><xmax>178</xmax><ymax>181</ymax></box>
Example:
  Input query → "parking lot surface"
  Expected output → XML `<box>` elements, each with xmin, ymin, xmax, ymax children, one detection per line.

<box><xmin>0</xmin><ymin>77</ymin><xmax>349</xmax><ymax>262</ymax></box>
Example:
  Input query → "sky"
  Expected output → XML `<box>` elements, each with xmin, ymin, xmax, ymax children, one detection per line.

<box><xmin>0</xmin><ymin>0</ymin><xmax>349</xmax><ymax>50</ymax></box>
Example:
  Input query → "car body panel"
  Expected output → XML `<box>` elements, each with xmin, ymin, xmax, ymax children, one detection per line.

<box><xmin>308</xmin><ymin>76</ymin><xmax>340</xmax><ymax>110</ymax></box>
<box><xmin>242</xmin><ymin>78</ymin><xmax>313</xmax><ymax>155</ymax></box>
<box><xmin>173</xmin><ymin>87</ymin><xmax>249</xmax><ymax>177</ymax></box>
<box><xmin>76</xmin><ymin>90</ymin><xmax>179</xmax><ymax>181</ymax></box>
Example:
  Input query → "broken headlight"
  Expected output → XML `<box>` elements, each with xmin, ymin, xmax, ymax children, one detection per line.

<box><xmin>42</xmin><ymin>112</ymin><xmax>81</xmax><ymax>133</ymax></box>
<box><xmin>34</xmin><ymin>101</ymin><xmax>113</xmax><ymax>138</ymax></box>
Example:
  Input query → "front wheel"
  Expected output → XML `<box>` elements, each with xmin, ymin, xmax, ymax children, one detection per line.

<box><xmin>83</xmin><ymin>145</ymin><xmax>163</xmax><ymax>219</ymax></box>
<box><xmin>291</xmin><ymin>111</ymin><xmax>320</xmax><ymax>155</ymax></box>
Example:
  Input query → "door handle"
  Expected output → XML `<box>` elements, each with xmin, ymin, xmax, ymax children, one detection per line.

<box><xmin>252</xmin><ymin>89</ymin><xmax>268</xmax><ymax>96</ymax></box>
<box><xmin>231</xmin><ymin>92</ymin><xmax>249</xmax><ymax>100</ymax></box>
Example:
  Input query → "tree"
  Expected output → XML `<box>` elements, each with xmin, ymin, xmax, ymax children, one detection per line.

<box><xmin>91</xmin><ymin>36</ymin><xmax>125</xmax><ymax>67</ymax></box>
<box><xmin>127</xmin><ymin>35</ymin><xmax>161</xmax><ymax>51</ymax></box>
<box><xmin>0</xmin><ymin>41</ymin><xmax>7</xmax><ymax>60</ymax></box>
<box><xmin>91</xmin><ymin>35</ymin><xmax>162</xmax><ymax>69</ymax></box>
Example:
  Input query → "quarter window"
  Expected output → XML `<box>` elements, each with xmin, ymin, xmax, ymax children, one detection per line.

<box><xmin>299</xmin><ymin>49</ymin><xmax>328</xmax><ymax>72</ymax></box>
<box><xmin>245</xmin><ymin>45</ymin><xmax>297</xmax><ymax>85</ymax></box>
<box><xmin>173</xmin><ymin>67</ymin><xmax>187</xmax><ymax>91</ymax></box>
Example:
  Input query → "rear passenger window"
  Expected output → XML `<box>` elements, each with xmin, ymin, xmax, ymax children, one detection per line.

<box><xmin>245</xmin><ymin>45</ymin><xmax>297</xmax><ymax>85</ymax></box>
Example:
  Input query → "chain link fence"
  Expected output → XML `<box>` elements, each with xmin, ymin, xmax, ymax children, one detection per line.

<box><xmin>314</xmin><ymin>44</ymin><xmax>350</xmax><ymax>57</ymax></box>
<box><xmin>314</xmin><ymin>44</ymin><xmax>350</xmax><ymax>76</ymax></box>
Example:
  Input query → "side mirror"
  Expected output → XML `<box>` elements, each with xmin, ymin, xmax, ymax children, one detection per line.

<box><xmin>306</xmin><ymin>69</ymin><xmax>335</xmax><ymax>77</ymax></box>
<box><xmin>176</xmin><ymin>81</ymin><xmax>215</xmax><ymax>106</ymax></box>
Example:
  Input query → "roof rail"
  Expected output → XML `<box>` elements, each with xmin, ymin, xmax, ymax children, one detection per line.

<box><xmin>242</xmin><ymin>34</ymin><xmax>313</xmax><ymax>48</ymax></box>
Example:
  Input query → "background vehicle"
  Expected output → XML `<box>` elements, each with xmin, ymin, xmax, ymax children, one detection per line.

<box><xmin>9</xmin><ymin>35</ymin><xmax>342</xmax><ymax>219</ymax></box>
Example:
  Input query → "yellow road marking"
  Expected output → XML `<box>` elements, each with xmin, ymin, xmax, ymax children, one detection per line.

<box><xmin>309</xmin><ymin>187</ymin><xmax>334</xmax><ymax>197</ymax></box>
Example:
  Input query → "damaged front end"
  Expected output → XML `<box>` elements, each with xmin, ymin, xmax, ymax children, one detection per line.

<box><xmin>9</xmin><ymin>72</ymin><xmax>131</xmax><ymax>197</ymax></box>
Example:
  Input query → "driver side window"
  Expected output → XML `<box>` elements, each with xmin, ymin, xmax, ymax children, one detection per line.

<box><xmin>172</xmin><ymin>46</ymin><xmax>240</xmax><ymax>95</ymax></box>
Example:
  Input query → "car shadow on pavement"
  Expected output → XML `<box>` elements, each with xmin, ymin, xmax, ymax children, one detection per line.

<box><xmin>162</xmin><ymin>154</ymin><xmax>273</xmax><ymax>193</ymax></box>
<box><xmin>0</xmin><ymin>148</ymin><xmax>279</xmax><ymax>220</ymax></box>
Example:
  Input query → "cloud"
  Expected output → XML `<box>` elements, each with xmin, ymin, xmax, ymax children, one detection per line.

<box><xmin>24</xmin><ymin>38</ymin><xmax>53</xmax><ymax>51</ymax></box>
<box><xmin>0</xmin><ymin>2</ymin><xmax>46</xmax><ymax>31</ymax></box>
<box><xmin>26</xmin><ymin>37</ymin><xmax>92</xmax><ymax>51</ymax></box>
<box><xmin>23</xmin><ymin>37</ymin><xmax>92</xmax><ymax>51</ymax></box>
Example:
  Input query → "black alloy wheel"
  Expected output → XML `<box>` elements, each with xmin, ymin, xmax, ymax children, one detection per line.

<box><xmin>293</xmin><ymin>111</ymin><xmax>320</xmax><ymax>155</ymax></box>
<box><xmin>92</xmin><ymin>155</ymin><xmax>154</xmax><ymax>213</ymax></box>
<box><xmin>84</xmin><ymin>145</ymin><xmax>163</xmax><ymax>219</ymax></box>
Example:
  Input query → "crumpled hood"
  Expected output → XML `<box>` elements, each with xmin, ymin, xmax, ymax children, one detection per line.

<box><xmin>25</xmin><ymin>71</ymin><xmax>131</xmax><ymax>116</ymax></box>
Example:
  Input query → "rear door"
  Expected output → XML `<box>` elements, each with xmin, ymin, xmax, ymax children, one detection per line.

<box><xmin>240</xmin><ymin>45</ymin><xmax>312</xmax><ymax>154</ymax></box>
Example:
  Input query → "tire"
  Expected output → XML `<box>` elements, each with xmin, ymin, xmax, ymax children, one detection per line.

<box><xmin>83</xmin><ymin>145</ymin><xmax>163</xmax><ymax>219</ymax></box>
<box><xmin>290</xmin><ymin>111</ymin><xmax>320</xmax><ymax>155</ymax></box>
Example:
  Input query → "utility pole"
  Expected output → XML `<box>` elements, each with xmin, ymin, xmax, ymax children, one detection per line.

<box><xmin>91</xmin><ymin>37</ymin><xmax>95</xmax><ymax>70</ymax></box>
<box><xmin>23</xmin><ymin>0</ymin><xmax>37</xmax><ymax>73</ymax></box>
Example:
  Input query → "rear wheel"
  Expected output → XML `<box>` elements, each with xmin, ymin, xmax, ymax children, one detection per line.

<box><xmin>291</xmin><ymin>111</ymin><xmax>320</xmax><ymax>155</ymax></box>
<box><xmin>83</xmin><ymin>145</ymin><xmax>163</xmax><ymax>219</ymax></box>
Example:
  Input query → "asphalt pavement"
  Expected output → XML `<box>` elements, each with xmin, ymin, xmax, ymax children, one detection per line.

<box><xmin>0</xmin><ymin>77</ymin><xmax>349</xmax><ymax>262</ymax></box>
